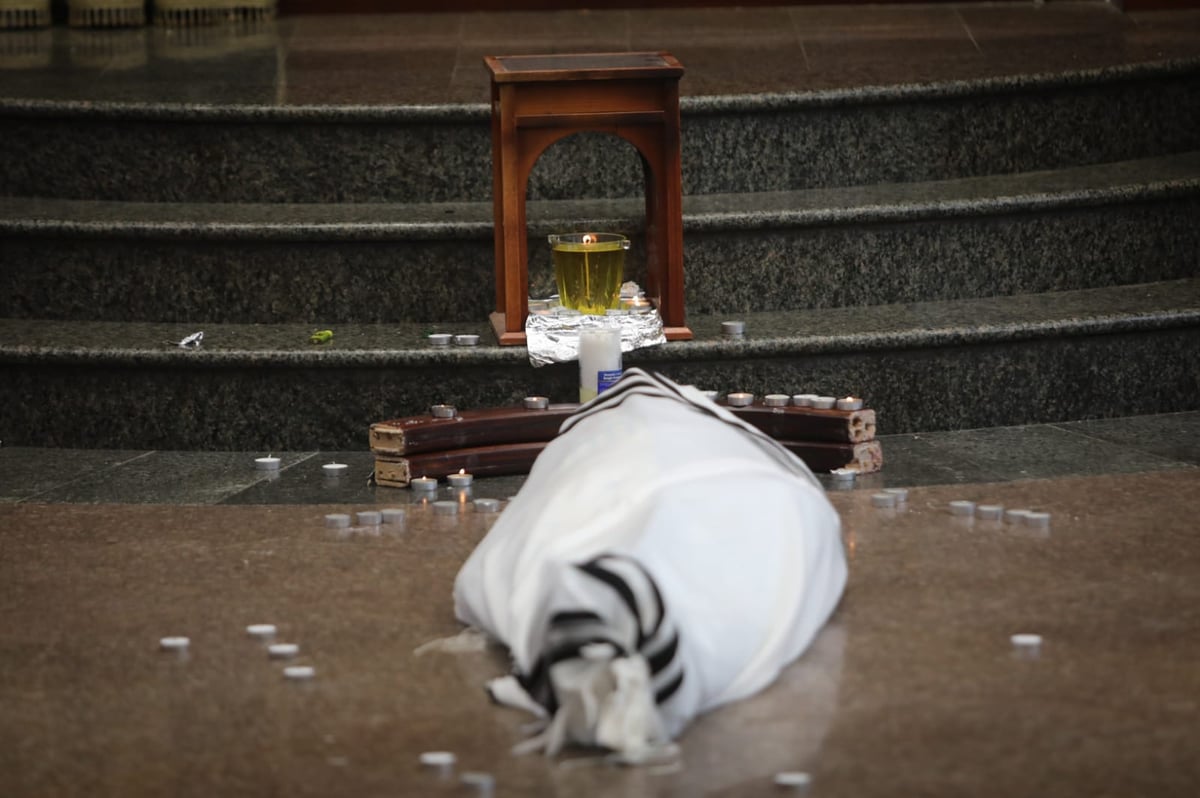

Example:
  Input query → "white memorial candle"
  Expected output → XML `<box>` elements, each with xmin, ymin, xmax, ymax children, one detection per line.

<box><xmin>410</xmin><ymin>476</ymin><xmax>437</xmax><ymax>491</ymax></box>
<box><xmin>447</xmin><ymin>469</ymin><xmax>473</xmax><ymax>488</ymax></box>
<box><xmin>578</xmin><ymin>326</ymin><xmax>622</xmax><ymax>403</ymax></box>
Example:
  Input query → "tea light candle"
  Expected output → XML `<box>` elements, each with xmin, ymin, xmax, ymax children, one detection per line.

<box><xmin>159</xmin><ymin>636</ymin><xmax>190</xmax><ymax>651</ymax></box>
<box><xmin>324</xmin><ymin>513</ymin><xmax>351</xmax><ymax>528</ymax></box>
<box><xmin>523</xmin><ymin>396</ymin><xmax>549</xmax><ymax>410</ymax></box>
<box><xmin>836</xmin><ymin>396</ymin><xmax>864</xmax><ymax>411</ymax></box>
<box><xmin>812</xmin><ymin>396</ymin><xmax>837</xmax><ymax>410</ymax></box>
<box><xmin>949</xmin><ymin>500</ymin><xmax>976</xmax><ymax>516</ymax></box>
<box><xmin>268</xmin><ymin>643</ymin><xmax>299</xmax><ymax>659</ymax></box>
<box><xmin>381</xmin><ymin>508</ymin><xmax>406</xmax><ymax>525</ymax></box>
<box><xmin>764</xmin><ymin>394</ymin><xmax>790</xmax><ymax>407</ymax></box>
<box><xmin>246</xmin><ymin>624</ymin><xmax>277</xmax><ymax>638</ymax></box>
<box><xmin>474</xmin><ymin>498</ymin><xmax>500</xmax><ymax>513</ymax></box>
<box><xmin>322</xmin><ymin>463</ymin><xmax>348</xmax><ymax>477</ymax></box>
<box><xmin>283</xmin><ymin>665</ymin><xmax>315</xmax><ymax>680</ymax></box>
<box><xmin>1004</xmin><ymin>508</ymin><xmax>1031</xmax><ymax>525</ymax></box>
<box><xmin>830</xmin><ymin>468</ymin><xmax>857</xmax><ymax>481</ymax></box>
<box><xmin>410</xmin><ymin>476</ymin><xmax>437</xmax><ymax>491</ymax></box>
<box><xmin>623</xmin><ymin>296</ymin><xmax>652</xmax><ymax>313</ymax></box>
<box><xmin>454</xmin><ymin>334</ymin><xmax>480</xmax><ymax>346</ymax></box>
<box><xmin>976</xmin><ymin>504</ymin><xmax>1004</xmax><ymax>521</ymax></box>
<box><xmin>792</xmin><ymin>394</ymin><xmax>818</xmax><ymax>407</ymax></box>
<box><xmin>702</xmin><ymin>390</ymin><xmax>720</xmax><ymax>402</ymax></box>
<box><xmin>884</xmin><ymin>487</ymin><xmax>909</xmax><ymax>503</ymax></box>
<box><xmin>255</xmin><ymin>455</ymin><xmax>281</xmax><ymax>471</ymax></box>
<box><xmin>431</xmin><ymin>404</ymin><xmax>456</xmax><ymax>419</ymax></box>
<box><xmin>433</xmin><ymin>500</ymin><xmax>459</xmax><ymax>516</ymax></box>
<box><xmin>1011</xmin><ymin>633</ymin><xmax>1043</xmax><ymax>649</ymax></box>
<box><xmin>721</xmin><ymin>320</ymin><xmax>746</xmax><ymax>336</ymax></box>
<box><xmin>427</xmin><ymin>333</ymin><xmax>452</xmax><ymax>347</ymax></box>
<box><xmin>356</xmin><ymin>511</ymin><xmax>382</xmax><ymax>526</ymax></box>
<box><xmin>1024</xmin><ymin>511</ymin><xmax>1052</xmax><ymax>528</ymax></box>
<box><xmin>726</xmin><ymin>392</ymin><xmax>754</xmax><ymax>407</ymax></box>
<box><xmin>447</xmin><ymin>469</ymin><xmax>473</xmax><ymax>488</ymax></box>
<box><xmin>871</xmin><ymin>492</ymin><xmax>897</xmax><ymax>508</ymax></box>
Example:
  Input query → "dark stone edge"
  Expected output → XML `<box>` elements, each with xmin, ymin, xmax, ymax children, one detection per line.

<box><xmin>1</xmin><ymin>56</ymin><xmax>1196</xmax><ymax>123</ymax></box>
<box><xmin>4</xmin><ymin>306</ymin><xmax>1197</xmax><ymax>369</ymax></box>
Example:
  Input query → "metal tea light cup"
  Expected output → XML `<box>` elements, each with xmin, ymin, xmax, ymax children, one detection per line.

<box><xmin>548</xmin><ymin>232</ymin><xmax>630</xmax><ymax>315</ymax></box>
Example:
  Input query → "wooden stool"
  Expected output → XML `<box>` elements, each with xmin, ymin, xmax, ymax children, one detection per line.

<box><xmin>485</xmin><ymin>52</ymin><xmax>693</xmax><ymax>345</ymax></box>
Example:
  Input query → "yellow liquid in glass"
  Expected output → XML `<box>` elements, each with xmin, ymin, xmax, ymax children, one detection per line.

<box><xmin>552</xmin><ymin>241</ymin><xmax>625</xmax><ymax>315</ymax></box>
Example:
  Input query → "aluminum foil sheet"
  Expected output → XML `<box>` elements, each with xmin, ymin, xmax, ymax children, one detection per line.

<box><xmin>526</xmin><ymin>308</ymin><xmax>666</xmax><ymax>367</ymax></box>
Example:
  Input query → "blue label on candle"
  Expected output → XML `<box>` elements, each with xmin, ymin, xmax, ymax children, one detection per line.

<box><xmin>597</xmin><ymin>369</ymin><xmax>622</xmax><ymax>393</ymax></box>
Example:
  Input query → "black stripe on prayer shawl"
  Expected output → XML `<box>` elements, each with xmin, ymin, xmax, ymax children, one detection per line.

<box><xmin>561</xmin><ymin>368</ymin><xmax>813</xmax><ymax>484</ymax></box>
<box><xmin>575</xmin><ymin>554</ymin><xmax>684</xmax><ymax>706</ymax></box>
<box><xmin>654</xmin><ymin>670</ymin><xmax>685</xmax><ymax>704</ymax></box>
<box><xmin>517</xmin><ymin>615</ymin><xmax>630</xmax><ymax>715</ymax></box>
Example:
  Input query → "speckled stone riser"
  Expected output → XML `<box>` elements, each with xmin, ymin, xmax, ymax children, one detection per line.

<box><xmin>2</xmin><ymin>69</ymin><xmax>1197</xmax><ymax>203</ymax></box>
<box><xmin>2</xmin><ymin>327</ymin><xmax>1196</xmax><ymax>450</ymax></box>
<box><xmin>3</xmin><ymin>196</ymin><xmax>1197</xmax><ymax>323</ymax></box>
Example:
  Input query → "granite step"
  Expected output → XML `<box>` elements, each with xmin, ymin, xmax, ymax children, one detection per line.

<box><xmin>2</xmin><ymin>279</ymin><xmax>1197</xmax><ymax>450</ymax></box>
<box><xmin>2</xmin><ymin>59</ymin><xmax>1197</xmax><ymax>204</ymax></box>
<box><xmin>2</xmin><ymin>152</ymin><xmax>1198</xmax><ymax>324</ymax></box>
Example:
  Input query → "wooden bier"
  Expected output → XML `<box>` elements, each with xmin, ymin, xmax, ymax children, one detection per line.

<box><xmin>373</xmin><ymin>438</ymin><xmax>881</xmax><ymax>487</ymax></box>
<box><xmin>374</xmin><ymin>442</ymin><xmax>548</xmax><ymax>488</ymax></box>
<box><xmin>371</xmin><ymin>402</ymin><xmax>874</xmax><ymax>457</ymax></box>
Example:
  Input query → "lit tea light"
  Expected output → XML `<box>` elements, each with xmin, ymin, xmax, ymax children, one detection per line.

<box><xmin>322</xmin><ymin>463</ymin><xmax>348</xmax><ymax>477</ymax></box>
<box><xmin>255</xmin><ymin>455</ymin><xmax>281</xmax><ymax>471</ymax></box>
<box><xmin>431</xmin><ymin>404</ymin><xmax>456</xmax><ymax>419</ymax></box>
<box><xmin>410</xmin><ymin>476</ymin><xmax>438</xmax><ymax>491</ymax></box>
<box><xmin>523</xmin><ymin>396</ymin><xmax>549</xmax><ymax>410</ymax></box>
<box><xmin>447</xmin><ymin>469</ymin><xmax>473</xmax><ymax>488</ymax></box>
<box><xmin>622</xmin><ymin>296</ymin><xmax>652</xmax><ymax>313</ymax></box>
<box><xmin>836</xmin><ymin>396</ymin><xmax>864</xmax><ymax>411</ymax></box>
<box><xmin>726</xmin><ymin>392</ymin><xmax>754</xmax><ymax>407</ymax></box>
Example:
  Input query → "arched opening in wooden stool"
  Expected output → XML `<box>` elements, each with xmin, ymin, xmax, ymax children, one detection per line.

<box><xmin>486</xmin><ymin>52</ymin><xmax>692</xmax><ymax>346</ymax></box>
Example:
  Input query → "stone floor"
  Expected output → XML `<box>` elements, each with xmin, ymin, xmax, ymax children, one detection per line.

<box><xmin>1</xmin><ymin>412</ymin><xmax>1198</xmax><ymax>797</ymax></box>
<box><xmin>0</xmin><ymin>3</ymin><xmax>1197</xmax><ymax>106</ymax></box>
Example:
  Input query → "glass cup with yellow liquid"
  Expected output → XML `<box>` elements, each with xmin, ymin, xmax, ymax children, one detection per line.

<box><xmin>548</xmin><ymin>232</ymin><xmax>629</xmax><ymax>315</ymax></box>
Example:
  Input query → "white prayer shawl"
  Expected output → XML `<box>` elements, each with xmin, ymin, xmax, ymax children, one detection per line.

<box><xmin>453</xmin><ymin>369</ymin><xmax>847</xmax><ymax>755</ymax></box>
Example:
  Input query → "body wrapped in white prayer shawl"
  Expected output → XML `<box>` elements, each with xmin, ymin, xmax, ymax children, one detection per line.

<box><xmin>453</xmin><ymin>369</ymin><xmax>847</xmax><ymax>758</ymax></box>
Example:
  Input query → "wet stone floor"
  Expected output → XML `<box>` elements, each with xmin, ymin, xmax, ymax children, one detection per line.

<box><xmin>1</xmin><ymin>413</ymin><xmax>1198</xmax><ymax>797</ymax></box>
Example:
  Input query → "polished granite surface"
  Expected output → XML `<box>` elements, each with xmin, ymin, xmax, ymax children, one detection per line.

<box><xmin>2</xmin><ymin>412</ymin><xmax>1197</xmax><ymax>504</ymax></box>
<box><xmin>1</xmin><ymin>420</ymin><xmax>1198</xmax><ymax>796</ymax></box>
<box><xmin>1</xmin><ymin>4</ymin><xmax>1198</xmax><ymax>110</ymax></box>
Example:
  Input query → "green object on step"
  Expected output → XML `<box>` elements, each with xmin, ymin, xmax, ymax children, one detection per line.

<box><xmin>310</xmin><ymin>329</ymin><xmax>334</xmax><ymax>344</ymax></box>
